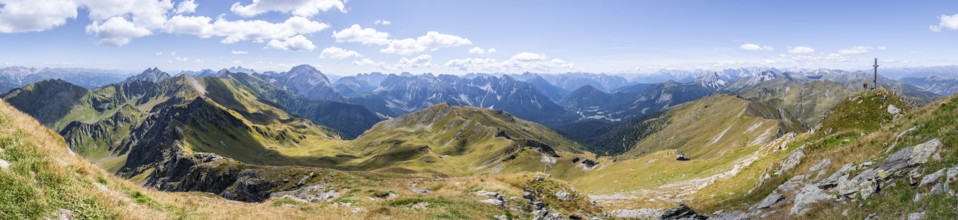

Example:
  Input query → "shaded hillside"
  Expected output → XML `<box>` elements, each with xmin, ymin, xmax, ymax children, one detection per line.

<box><xmin>1</xmin><ymin>79</ymin><xmax>91</xmax><ymax>127</ymax></box>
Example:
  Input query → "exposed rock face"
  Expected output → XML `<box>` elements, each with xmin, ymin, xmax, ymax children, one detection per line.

<box><xmin>775</xmin><ymin>147</ymin><xmax>805</xmax><ymax>176</ymax></box>
<box><xmin>271</xmin><ymin>184</ymin><xmax>340</xmax><ymax>203</ymax></box>
<box><xmin>918</xmin><ymin>168</ymin><xmax>945</xmax><ymax>187</ymax></box>
<box><xmin>572</xmin><ymin>157</ymin><xmax>599</xmax><ymax>170</ymax></box>
<box><xmin>703</xmin><ymin>138</ymin><xmax>946</xmax><ymax>218</ymax></box>
<box><xmin>908</xmin><ymin>212</ymin><xmax>926</xmax><ymax>220</ymax></box>
<box><xmin>754</xmin><ymin>192</ymin><xmax>784</xmax><ymax>210</ymax></box>
<box><xmin>676</xmin><ymin>153</ymin><xmax>691</xmax><ymax>161</ymax></box>
<box><xmin>887</xmin><ymin>104</ymin><xmax>901</xmax><ymax>115</ymax></box>
<box><xmin>477</xmin><ymin>190</ymin><xmax>506</xmax><ymax>207</ymax></box>
<box><xmin>660</xmin><ymin>204</ymin><xmax>708</xmax><ymax>220</ymax></box>
<box><xmin>879</xmin><ymin>138</ymin><xmax>942</xmax><ymax>178</ymax></box>
<box><xmin>819</xmin><ymin>163</ymin><xmax>855</xmax><ymax>189</ymax></box>
<box><xmin>790</xmin><ymin>184</ymin><xmax>832</xmax><ymax>215</ymax></box>
<box><xmin>837</xmin><ymin>169</ymin><xmax>881</xmax><ymax>199</ymax></box>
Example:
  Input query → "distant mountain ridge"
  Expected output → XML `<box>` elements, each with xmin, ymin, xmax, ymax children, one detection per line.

<box><xmin>0</xmin><ymin>66</ymin><xmax>128</xmax><ymax>93</ymax></box>
<box><xmin>344</xmin><ymin>73</ymin><xmax>578</xmax><ymax>125</ymax></box>
<box><xmin>257</xmin><ymin>64</ymin><xmax>343</xmax><ymax>102</ymax></box>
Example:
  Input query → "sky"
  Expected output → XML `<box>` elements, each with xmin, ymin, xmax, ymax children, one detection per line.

<box><xmin>0</xmin><ymin>0</ymin><xmax>957</xmax><ymax>75</ymax></box>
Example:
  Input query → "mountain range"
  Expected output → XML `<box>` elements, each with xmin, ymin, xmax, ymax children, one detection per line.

<box><xmin>4</xmin><ymin>64</ymin><xmax>958</xmax><ymax>219</ymax></box>
<box><xmin>0</xmin><ymin>66</ymin><xmax>128</xmax><ymax>94</ymax></box>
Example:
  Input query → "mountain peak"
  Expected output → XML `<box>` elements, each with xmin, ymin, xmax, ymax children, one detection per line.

<box><xmin>125</xmin><ymin>67</ymin><xmax>171</xmax><ymax>83</ymax></box>
<box><xmin>256</xmin><ymin>64</ymin><xmax>342</xmax><ymax>102</ymax></box>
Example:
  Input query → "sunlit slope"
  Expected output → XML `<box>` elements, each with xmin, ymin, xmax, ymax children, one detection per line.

<box><xmin>557</xmin><ymin>95</ymin><xmax>791</xmax><ymax>197</ymax></box>
<box><xmin>618</xmin><ymin>94</ymin><xmax>794</xmax><ymax>159</ymax></box>
<box><xmin>1</xmin><ymin>99</ymin><xmax>579</xmax><ymax>220</ymax></box>
<box><xmin>346</xmin><ymin>103</ymin><xmax>592</xmax><ymax>176</ymax></box>
<box><xmin>2</xmin><ymin>76</ymin><xmax>349</xmax><ymax>178</ymax></box>
<box><xmin>0</xmin><ymin>99</ymin><xmax>170</xmax><ymax>219</ymax></box>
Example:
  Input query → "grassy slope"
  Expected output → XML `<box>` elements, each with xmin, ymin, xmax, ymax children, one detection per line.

<box><xmin>734</xmin><ymin>78</ymin><xmax>856</xmax><ymax>128</ymax></box>
<box><xmin>565</xmin><ymin>95</ymin><xmax>785</xmax><ymax>196</ymax></box>
<box><xmin>8</xmin><ymin>76</ymin><xmax>357</xmax><ymax>177</ymax></box>
<box><xmin>621</xmin><ymin>94</ymin><xmax>783</xmax><ymax>159</ymax></box>
<box><xmin>0</xmin><ymin>100</ymin><xmax>172</xmax><ymax>219</ymax></box>
<box><xmin>690</xmin><ymin>88</ymin><xmax>958</xmax><ymax>218</ymax></box>
<box><xmin>347</xmin><ymin>103</ymin><xmax>591</xmax><ymax>176</ymax></box>
<box><xmin>1</xmin><ymin>99</ymin><xmax>591</xmax><ymax>220</ymax></box>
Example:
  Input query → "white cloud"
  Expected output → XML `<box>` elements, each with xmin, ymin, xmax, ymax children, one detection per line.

<box><xmin>320</xmin><ymin>46</ymin><xmax>362</xmax><ymax>59</ymax></box>
<box><xmin>0</xmin><ymin>0</ymin><xmax>78</xmax><ymax>33</ymax></box>
<box><xmin>85</xmin><ymin>17</ymin><xmax>153</xmax><ymax>46</ymax></box>
<box><xmin>332</xmin><ymin>24</ymin><xmax>390</xmax><ymax>45</ymax></box>
<box><xmin>352</xmin><ymin>58</ymin><xmax>387</xmax><ymax>69</ymax></box>
<box><xmin>333</xmin><ymin>24</ymin><xmax>472</xmax><ymax>55</ymax></box>
<box><xmin>79</xmin><ymin>0</ymin><xmax>173</xmax><ymax>29</ymax></box>
<box><xmin>165</xmin><ymin>15</ymin><xmax>328</xmax><ymax>48</ymax></box>
<box><xmin>930</xmin><ymin>13</ymin><xmax>958</xmax><ymax>32</ymax></box>
<box><xmin>740</xmin><ymin>43</ymin><xmax>773</xmax><ymax>51</ymax></box>
<box><xmin>0</xmin><ymin>0</ymin><xmax>339</xmax><ymax>48</ymax></box>
<box><xmin>397</xmin><ymin>55</ymin><xmax>432</xmax><ymax>69</ymax></box>
<box><xmin>155</xmin><ymin>52</ymin><xmax>163</xmax><ymax>56</ymax></box>
<box><xmin>510</xmin><ymin>52</ymin><xmax>546</xmax><ymax>62</ymax></box>
<box><xmin>175</xmin><ymin>56</ymin><xmax>189</xmax><ymax>62</ymax></box>
<box><xmin>174</xmin><ymin>0</ymin><xmax>197</xmax><ymax>14</ymax></box>
<box><xmin>212</xmin><ymin>16</ymin><xmax>329</xmax><ymax>44</ymax></box>
<box><xmin>788</xmin><ymin>46</ymin><xmax>815</xmax><ymax>54</ymax></box>
<box><xmin>878</xmin><ymin>46</ymin><xmax>887</xmax><ymax>50</ymax></box>
<box><xmin>468</xmin><ymin>47</ymin><xmax>484</xmax><ymax>54</ymax></box>
<box><xmin>39</xmin><ymin>0</ymin><xmax>328</xmax><ymax>47</ymax></box>
<box><xmin>374</xmin><ymin>19</ymin><xmax>391</xmax><ymax>25</ymax></box>
<box><xmin>351</xmin><ymin>55</ymin><xmax>435</xmax><ymax>70</ymax></box>
<box><xmin>230</xmin><ymin>0</ymin><xmax>345</xmax><ymax>18</ymax></box>
<box><xmin>469</xmin><ymin>47</ymin><xmax>496</xmax><ymax>54</ymax></box>
<box><xmin>838</xmin><ymin>46</ymin><xmax>872</xmax><ymax>55</ymax></box>
<box><xmin>266</xmin><ymin>35</ymin><xmax>316</xmax><ymax>51</ymax></box>
<box><xmin>381</xmin><ymin>31</ymin><xmax>472</xmax><ymax>55</ymax></box>
<box><xmin>231</xmin><ymin>50</ymin><xmax>248</xmax><ymax>55</ymax></box>
<box><xmin>165</xmin><ymin>15</ymin><xmax>212</xmax><ymax>37</ymax></box>
<box><xmin>446</xmin><ymin>52</ymin><xmax>575</xmax><ymax>72</ymax></box>
<box><xmin>445</xmin><ymin>58</ymin><xmax>498</xmax><ymax>72</ymax></box>
<box><xmin>928</xmin><ymin>14</ymin><xmax>958</xmax><ymax>32</ymax></box>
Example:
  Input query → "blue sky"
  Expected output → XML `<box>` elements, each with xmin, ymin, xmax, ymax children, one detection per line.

<box><xmin>0</xmin><ymin>0</ymin><xmax>957</xmax><ymax>75</ymax></box>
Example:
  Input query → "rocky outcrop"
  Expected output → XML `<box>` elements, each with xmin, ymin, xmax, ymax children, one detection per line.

<box><xmin>705</xmin><ymin>138</ymin><xmax>945</xmax><ymax>218</ymax></box>
<box><xmin>477</xmin><ymin>190</ymin><xmax>506</xmax><ymax>207</ymax></box>
<box><xmin>878</xmin><ymin>138</ymin><xmax>942</xmax><ymax>179</ymax></box>
<box><xmin>572</xmin><ymin>157</ymin><xmax>599</xmax><ymax>170</ymax></box>
<box><xmin>521</xmin><ymin>139</ymin><xmax>560</xmax><ymax>158</ymax></box>
<box><xmin>754</xmin><ymin>192</ymin><xmax>784</xmax><ymax>210</ymax></box>
<box><xmin>660</xmin><ymin>204</ymin><xmax>708</xmax><ymax>220</ymax></box>
<box><xmin>774</xmin><ymin>147</ymin><xmax>805</xmax><ymax>176</ymax></box>
<box><xmin>271</xmin><ymin>184</ymin><xmax>340</xmax><ymax>203</ymax></box>
<box><xmin>676</xmin><ymin>153</ymin><xmax>691</xmax><ymax>161</ymax></box>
